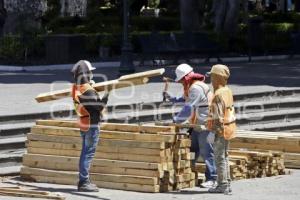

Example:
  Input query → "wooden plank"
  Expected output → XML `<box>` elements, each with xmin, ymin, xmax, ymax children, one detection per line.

<box><xmin>95</xmin><ymin>180</ymin><xmax>160</xmax><ymax>193</ymax></box>
<box><xmin>0</xmin><ymin>191</ymin><xmax>65</xmax><ymax>200</ymax></box>
<box><xmin>91</xmin><ymin>166</ymin><xmax>163</xmax><ymax>178</ymax></box>
<box><xmin>22</xmin><ymin>173</ymin><xmax>160</xmax><ymax>193</ymax></box>
<box><xmin>100</xmin><ymin>130</ymin><xmax>175</xmax><ymax>142</ymax></box>
<box><xmin>101</xmin><ymin>123</ymin><xmax>175</xmax><ymax>134</ymax></box>
<box><xmin>35</xmin><ymin>77</ymin><xmax>148</xmax><ymax>103</ymax></box>
<box><xmin>97</xmin><ymin>146</ymin><xmax>167</xmax><ymax>156</ymax></box>
<box><xmin>27</xmin><ymin>141</ymin><xmax>82</xmax><ymax>151</ymax></box>
<box><xmin>94</xmin><ymin>152</ymin><xmax>172</xmax><ymax>163</ymax></box>
<box><xmin>27</xmin><ymin>133</ymin><xmax>81</xmax><ymax>144</ymax></box>
<box><xmin>27</xmin><ymin>141</ymin><xmax>168</xmax><ymax>156</ymax></box>
<box><xmin>100</xmin><ymin>139</ymin><xmax>166</xmax><ymax>149</ymax></box>
<box><xmin>31</xmin><ymin>125</ymin><xmax>80</xmax><ymax>137</ymax></box>
<box><xmin>0</xmin><ymin>188</ymin><xmax>49</xmax><ymax>195</ymax></box>
<box><xmin>36</xmin><ymin>120</ymin><xmax>175</xmax><ymax>133</ymax></box>
<box><xmin>231</xmin><ymin>141</ymin><xmax>300</xmax><ymax>153</ymax></box>
<box><xmin>23</xmin><ymin>154</ymin><xmax>162</xmax><ymax>170</ymax></box>
<box><xmin>21</xmin><ymin>167</ymin><xmax>158</xmax><ymax>185</ymax></box>
<box><xmin>27</xmin><ymin>148</ymin><xmax>170</xmax><ymax>164</ymax></box>
<box><xmin>27</xmin><ymin>147</ymin><xmax>81</xmax><ymax>157</ymax></box>
<box><xmin>35</xmin><ymin>68</ymin><xmax>164</xmax><ymax>103</ymax></box>
<box><xmin>175</xmin><ymin>139</ymin><xmax>191</xmax><ymax>148</ymax></box>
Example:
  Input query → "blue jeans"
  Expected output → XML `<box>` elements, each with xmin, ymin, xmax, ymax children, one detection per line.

<box><xmin>79</xmin><ymin>126</ymin><xmax>100</xmax><ymax>183</ymax></box>
<box><xmin>191</xmin><ymin>130</ymin><xmax>217</xmax><ymax>181</ymax></box>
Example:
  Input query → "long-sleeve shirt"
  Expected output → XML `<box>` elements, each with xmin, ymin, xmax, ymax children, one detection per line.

<box><xmin>173</xmin><ymin>82</ymin><xmax>210</xmax><ymax>125</ymax></box>
<box><xmin>210</xmin><ymin>95</ymin><xmax>225</xmax><ymax>135</ymax></box>
<box><xmin>79</xmin><ymin>90</ymin><xmax>105</xmax><ymax>125</ymax></box>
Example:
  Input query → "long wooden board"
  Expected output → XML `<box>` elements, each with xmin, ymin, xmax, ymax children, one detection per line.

<box><xmin>27</xmin><ymin>140</ymin><xmax>168</xmax><ymax>156</ymax></box>
<box><xmin>35</xmin><ymin>68</ymin><xmax>165</xmax><ymax>103</ymax></box>
<box><xmin>36</xmin><ymin>120</ymin><xmax>175</xmax><ymax>133</ymax></box>
<box><xmin>31</xmin><ymin>125</ymin><xmax>176</xmax><ymax>142</ymax></box>
<box><xmin>21</xmin><ymin>167</ymin><xmax>160</xmax><ymax>192</ymax></box>
<box><xmin>23</xmin><ymin>154</ymin><xmax>163</xmax><ymax>170</ymax></box>
<box><xmin>27</xmin><ymin>147</ymin><xmax>171</xmax><ymax>163</ymax></box>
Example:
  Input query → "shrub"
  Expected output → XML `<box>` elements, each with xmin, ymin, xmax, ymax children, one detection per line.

<box><xmin>0</xmin><ymin>35</ymin><xmax>24</xmax><ymax>61</ymax></box>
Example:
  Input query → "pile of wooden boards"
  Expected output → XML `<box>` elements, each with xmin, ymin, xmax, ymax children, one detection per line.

<box><xmin>21</xmin><ymin>120</ymin><xmax>195</xmax><ymax>193</ymax></box>
<box><xmin>232</xmin><ymin>130</ymin><xmax>300</xmax><ymax>169</ymax></box>
<box><xmin>194</xmin><ymin>149</ymin><xmax>285</xmax><ymax>183</ymax></box>
<box><xmin>0</xmin><ymin>186</ymin><xmax>65</xmax><ymax>200</ymax></box>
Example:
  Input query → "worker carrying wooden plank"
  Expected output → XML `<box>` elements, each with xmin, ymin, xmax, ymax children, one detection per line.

<box><xmin>163</xmin><ymin>63</ymin><xmax>217</xmax><ymax>189</ymax></box>
<box><xmin>71</xmin><ymin>60</ymin><xmax>109</xmax><ymax>192</ymax></box>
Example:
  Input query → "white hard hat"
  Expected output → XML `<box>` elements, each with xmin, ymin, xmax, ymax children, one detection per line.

<box><xmin>71</xmin><ymin>60</ymin><xmax>96</xmax><ymax>73</ymax></box>
<box><xmin>175</xmin><ymin>64</ymin><xmax>193</xmax><ymax>82</ymax></box>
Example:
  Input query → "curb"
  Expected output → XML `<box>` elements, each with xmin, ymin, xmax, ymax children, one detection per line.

<box><xmin>0</xmin><ymin>55</ymin><xmax>299</xmax><ymax>72</ymax></box>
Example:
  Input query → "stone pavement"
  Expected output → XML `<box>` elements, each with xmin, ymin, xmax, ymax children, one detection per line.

<box><xmin>0</xmin><ymin>59</ymin><xmax>300</xmax><ymax>116</ymax></box>
<box><xmin>0</xmin><ymin>169</ymin><xmax>299</xmax><ymax>200</ymax></box>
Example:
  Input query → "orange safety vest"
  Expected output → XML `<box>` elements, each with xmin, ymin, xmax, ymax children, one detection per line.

<box><xmin>187</xmin><ymin>81</ymin><xmax>212</xmax><ymax>125</ymax></box>
<box><xmin>71</xmin><ymin>83</ymin><xmax>95</xmax><ymax>132</ymax></box>
<box><xmin>207</xmin><ymin>86</ymin><xmax>236</xmax><ymax>140</ymax></box>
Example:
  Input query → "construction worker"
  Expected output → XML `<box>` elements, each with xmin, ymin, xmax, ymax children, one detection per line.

<box><xmin>206</xmin><ymin>64</ymin><xmax>236</xmax><ymax>194</ymax></box>
<box><xmin>163</xmin><ymin>63</ymin><xmax>217</xmax><ymax>188</ymax></box>
<box><xmin>71</xmin><ymin>60</ymin><xmax>109</xmax><ymax>192</ymax></box>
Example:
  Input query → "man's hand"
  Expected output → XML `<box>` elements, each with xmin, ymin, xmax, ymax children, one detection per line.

<box><xmin>187</xmin><ymin>128</ymin><xmax>194</xmax><ymax>135</ymax></box>
<box><xmin>163</xmin><ymin>91</ymin><xmax>171</xmax><ymax>102</ymax></box>
<box><xmin>101</xmin><ymin>92</ymin><xmax>109</xmax><ymax>105</ymax></box>
<box><xmin>207</xmin><ymin>132</ymin><xmax>215</xmax><ymax>144</ymax></box>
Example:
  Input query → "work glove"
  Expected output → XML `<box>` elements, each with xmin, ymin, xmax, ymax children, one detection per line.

<box><xmin>101</xmin><ymin>92</ymin><xmax>109</xmax><ymax>105</ymax></box>
<box><xmin>187</xmin><ymin>128</ymin><xmax>194</xmax><ymax>135</ymax></box>
<box><xmin>163</xmin><ymin>91</ymin><xmax>171</xmax><ymax>102</ymax></box>
<box><xmin>207</xmin><ymin>132</ymin><xmax>215</xmax><ymax>144</ymax></box>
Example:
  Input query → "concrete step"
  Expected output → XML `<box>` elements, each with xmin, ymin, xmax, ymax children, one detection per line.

<box><xmin>1</xmin><ymin>88</ymin><xmax>300</xmax><ymax>124</ymax></box>
<box><xmin>0</xmin><ymin>122</ymin><xmax>34</xmax><ymax>138</ymax></box>
<box><xmin>237</xmin><ymin>108</ymin><xmax>300</xmax><ymax>125</ymax></box>
<box><xmin>0</xmin><ymin>165</ymin><xmax>21</xmax><ymax>176</ymax></box>
<box><xmin>0</xmin><ymin>137</ymin><xmax>26</xmax><ymax>150</ymax></box>
<box><xmin>233</xmin><ymin>88</ymin><xmax>300</xmax><ymax>102</ymax></box>
<box><xmin>0</xmin><ymin>149</ymin><xmax>24</xmax><ymax>164</ymax></box>
<box><xmin>239</xmin><ymin>119</ymin><xmax>300</xmax><ymax>132</ymax></box>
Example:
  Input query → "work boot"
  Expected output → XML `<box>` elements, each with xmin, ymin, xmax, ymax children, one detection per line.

<box><xmin>200</xmin><ymin>180</ymin><xmax>217</xmax><ymax>188</ymax></box>
<box><xmin>208</xmin><ymin>186</ymin><xmax>232</xmax><ymax>195</ymax></box>
<box><xmin>78</xmin><ymin>181</ymin><xmax>99</xmax><ymax>192</ymax></box>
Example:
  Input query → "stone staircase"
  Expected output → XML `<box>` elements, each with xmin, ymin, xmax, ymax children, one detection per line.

<box><xmin>1</xmin><ymin>88</ymin><xmax>300</xmax><ymax>175</ymax></box>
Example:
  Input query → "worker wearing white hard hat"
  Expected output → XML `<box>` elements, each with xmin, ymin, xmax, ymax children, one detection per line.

<box><xmin>164</xmin><ymin>63</ymin><xmax>217</xmax><ymax>188</ymax></box>
<box><xmin>71</xmin><ymin>60</ymin><xmax>108</xmax><ymax>192</ymax></box>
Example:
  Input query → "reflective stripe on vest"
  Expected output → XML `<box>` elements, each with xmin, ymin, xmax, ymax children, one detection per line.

<box><xmin>71</xmin><ymin>83</ymin><xmax>95</xmax><ymax>132</ymax></box>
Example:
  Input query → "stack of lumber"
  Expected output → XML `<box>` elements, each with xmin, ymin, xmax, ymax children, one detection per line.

<box><xmin>232</xmin><ymin>130</ymin><xmax>300</xmax><ymax>169</ymax></box>
<box><xmin>193</xmin><ymin>149</ymin><xmax>285</xmax><ymax>183</ymax></box>
<box><xmin>229</xmin><ymin>150</ymin><xmax>285</xmax><ymax>178</ymax></box>
<box><xmin>21</xmin><ymin>120</ymin><xmax>195</xmax><ymax>193</ymax></box>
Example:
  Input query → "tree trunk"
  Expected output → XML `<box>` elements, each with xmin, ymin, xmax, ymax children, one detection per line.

<box><xmin>224</xmin><ymin>0</ymin><xmax>240</xmax><ymax>38</ymax></box>
<box><xmin>214</xmin><ymin>0</ymin><xmax>227</xmax><ymax>34</ymax></box>
<box><xmin>213</xmin><ymin>0</ymin><xmax>240</xmax><ymax>38</ymax></box>
<box><xmin>180</xmin><ymin>0</ymin><xmax>201</xmax><ymax>32</ymax></box>
<box><xmin>0</xmin><ymin>0</ymin><xmax>6</xmax><ymax>36</ymax></box>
